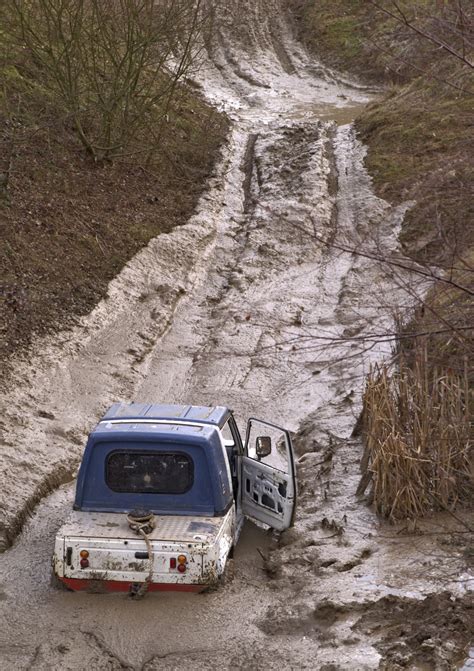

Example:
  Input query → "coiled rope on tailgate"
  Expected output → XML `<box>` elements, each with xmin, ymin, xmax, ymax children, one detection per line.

<box><xmin>126</xmin><ymin>509</ymin><xmax>155</xmax><ymax>599</ymax></box>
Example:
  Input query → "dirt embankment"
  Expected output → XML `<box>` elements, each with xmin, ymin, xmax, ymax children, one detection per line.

<box><xmin>0</xmin><ymin>19</ymin><xmax>228</xmax><ymax>374</ymax></box>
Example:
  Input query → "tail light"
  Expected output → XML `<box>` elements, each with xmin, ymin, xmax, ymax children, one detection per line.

<box><xmin>177</xmin><ymin>555</ymin><xmax>187</xmax><ymax>573</ymax></box>
<box><xmin>170</xmin><ymin>555</ymin><xmax>187</xmax><ymax>571</ymax></box>
<box><xmin>80</xmin><ymin>558</ymin><xmax>89</xmax><ymax>568</ymax></box>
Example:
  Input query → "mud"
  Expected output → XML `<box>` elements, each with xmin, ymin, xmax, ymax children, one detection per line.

<box><xmin>356</xmin><ymin>592</ymin><xmax>474</xmax><ymax>670</ymax></box>
<box><xmin>0</xmin><ymin>1</ymin><xmax>472</xmax><ymax>669</ymax></box>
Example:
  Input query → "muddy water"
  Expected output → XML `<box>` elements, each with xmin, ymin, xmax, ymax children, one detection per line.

<box><xmin>1</xmin><ymin>2</ymin><xmax>472</xmax><ymax>669</ymax></box>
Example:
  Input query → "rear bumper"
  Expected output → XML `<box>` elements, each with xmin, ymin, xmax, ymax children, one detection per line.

<box><xmin>61</xmin><ymin>577</ymin><xmax>205</xmax><ymax>593</ymax></box>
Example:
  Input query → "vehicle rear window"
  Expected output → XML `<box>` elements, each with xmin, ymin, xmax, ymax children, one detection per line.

<box><xmin>106</xmin><ymin>451</ymin><xmax>194</xmax><ymax>494</ymax></box>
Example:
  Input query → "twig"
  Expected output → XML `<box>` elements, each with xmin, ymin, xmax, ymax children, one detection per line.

<box><xmin>256</xmin><ymin>547</ymin><xmax>267</xmax><ymax>562</ymax></box>
<box><xmin>367</xmin><ymin>0</ymin><xmax>474</xmax><ymax>68</ymax></box>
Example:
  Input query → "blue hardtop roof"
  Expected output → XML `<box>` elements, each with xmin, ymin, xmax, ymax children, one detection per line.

<box><xmin>100</xmin><ymin>403</ymin><xmax>230</xmax><ymax>428</ymax></box>
<box><xmin>74</xmin><ymin>417</ymin><xmax>232</xmax><ymax>516</ymax></box>
<box><xmin>92</xmin><ymin>421</ymin><xmax>218</xmax><ymax>441</ymax></box>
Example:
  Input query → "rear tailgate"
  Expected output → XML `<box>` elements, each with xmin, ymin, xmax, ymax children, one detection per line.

<box><xmin>54</xmin><ymin>511</ymin><xmax>232</xmax><ymax>586</ymax></box>
<box><xmin>61</xmin><ymin>536</ymin><xmax>204</xmax><ymax>584</ymax></box>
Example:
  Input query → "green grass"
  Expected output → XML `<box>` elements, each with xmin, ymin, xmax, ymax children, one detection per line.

<box><xmin>288</xmin><ymin>0</ymin><xmax>396</xmax><ymax>80</ymax></box>
<box><xmin>356</xmin><ymin>89</ymin><xmax>474</xmax><ymax>266</ymax></box>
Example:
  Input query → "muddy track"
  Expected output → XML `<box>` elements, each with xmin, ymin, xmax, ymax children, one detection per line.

<box><xmin>1</xmin><ymin>2</ymin><xmax>472</xmax><ymax>669</ymax></box>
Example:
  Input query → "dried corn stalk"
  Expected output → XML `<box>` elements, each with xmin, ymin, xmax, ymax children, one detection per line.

<box><xmin>358</xmin><ymin>341</ymin><xmax>472</xmax><ymax>520</ymax></box>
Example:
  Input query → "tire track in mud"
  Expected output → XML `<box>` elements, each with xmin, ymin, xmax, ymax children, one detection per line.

<box><xmin>242</xmin><ymin>133</ymin><xmax>259</xmax><ymax>214</ymax></box>
<box><xmin>136</xmin><ymin>121</ymin><xmax>338</xmax><ymax>416</ymax></box>
<box><xmin>28</xmin><ymin>630</ymin><xmax>132</xmax><ymax>671</ymax></box>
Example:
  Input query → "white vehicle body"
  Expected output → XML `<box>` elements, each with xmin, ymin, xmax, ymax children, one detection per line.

<box><xmin>52</xmin><ymin>405</ymin><xmax>296</xmax><ymax>593</ymax></box>
<box><xmin>53</xmin><ymin>508</ymin><xmax>238</xmax><ymax>592</ymax></box>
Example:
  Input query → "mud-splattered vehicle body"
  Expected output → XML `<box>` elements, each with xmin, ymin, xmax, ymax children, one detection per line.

<box><xmin>53</xmin><ymin>403</ymin><xmax>296</xmax><ymax>593</ymax></box>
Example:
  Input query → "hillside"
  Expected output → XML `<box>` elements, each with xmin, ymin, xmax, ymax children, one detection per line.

<box><xmin>0</xmin><ymin>3</ymin><xmax>228</xmax><ymax>371</ymax></box>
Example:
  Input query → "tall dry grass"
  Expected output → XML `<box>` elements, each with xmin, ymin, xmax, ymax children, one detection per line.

<box><xmin>358</xmin><ymin>341</ymin><xmax>472</xmax><ymax>521</ymax></box>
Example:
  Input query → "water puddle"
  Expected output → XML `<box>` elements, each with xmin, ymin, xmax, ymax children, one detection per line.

<box><xmin>286</xmin><ymin>101</ymin><xmax>371</xmax><ymax>124</ymax></box>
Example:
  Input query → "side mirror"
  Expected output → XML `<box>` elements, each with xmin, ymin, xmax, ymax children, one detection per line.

<box><xmin>256</xmin><ymin>436</ymin><xmax>272</xmax><ymax>459</ymax></box>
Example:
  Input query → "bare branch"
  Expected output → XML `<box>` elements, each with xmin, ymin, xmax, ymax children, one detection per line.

<box><xmin>8</xmin><ymin>0</ymin><xmax>211</xmax><ymax>161</ymax></box>
<box><xmin>367</xmin><ymin>0</ymin><xmax>474</xmax><ymax>68</ymax></box>
<box><xmin>307</xmin><ymin>219</ymin><xmax>474</xmax><ymax>297</ymax></box>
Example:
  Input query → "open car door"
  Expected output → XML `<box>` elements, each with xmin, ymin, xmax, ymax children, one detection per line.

<box><xmin>241</xmin><ymin>418</ymin><xmax>297</xmax><ymax>531</ymax></box>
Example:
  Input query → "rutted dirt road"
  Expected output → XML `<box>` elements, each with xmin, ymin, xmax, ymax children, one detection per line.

<box><xmin>1</xmin><ymin>3</ymin><xmax>472</xmax><ymax>669</ymax></box>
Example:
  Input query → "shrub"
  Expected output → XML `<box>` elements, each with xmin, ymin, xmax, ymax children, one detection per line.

<box><xmin>358</xmin><ymin>341</ymin><xmax>472</xmax><ymax>521</ymax></box>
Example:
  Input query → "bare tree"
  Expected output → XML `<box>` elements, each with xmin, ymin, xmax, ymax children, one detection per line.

<box><xmin>7</xmin><ymin>0</ymin><xmax>210</xmax><ymax>161</ymax></box>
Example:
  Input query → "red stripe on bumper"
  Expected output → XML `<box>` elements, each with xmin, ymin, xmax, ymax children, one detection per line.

<box><xmin>61</xmin><ymin>578</ymin><xmax>205</xmax><ymax>593</ymax></box>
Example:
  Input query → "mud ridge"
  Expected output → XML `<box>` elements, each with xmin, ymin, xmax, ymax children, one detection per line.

<box><xmin>268</xmin><ymin>17</ymin><xmax>297</xmax><ymax>75</ymax></box>
<box><xmin>242</xmin><ymin>133</ymin><xmax>259</xmax><ymax>214</ymax></box>
<box><xmin>214</xmin><ymin>27</ymin><xmax>272</xmax><ymax>89</ymax></box>
<box><xmin>256</xmin><ymin>590</ymin><xmax>474</xmax><ymax>670</ymax></box>
<box><xmin>0</xmin><ymin>463</ymin><xmax>75</xmax><ymax>551</ymax></box>
<box><xmin>355</xmin><ymin>591</ymin><xmax>474</xmax><ymax>670</ymax></box>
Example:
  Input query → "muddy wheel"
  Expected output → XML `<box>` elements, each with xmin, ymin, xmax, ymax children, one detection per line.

<box><xmin>203</xmin><ymin>556</ymin><xmax>235</xmax><ymax>593</ymax></box>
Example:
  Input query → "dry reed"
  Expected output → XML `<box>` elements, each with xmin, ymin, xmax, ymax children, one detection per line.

<box><xmin>358</xmin><ymin>340</ymin><xmax>472</xmax><ymax>521</ymax></box>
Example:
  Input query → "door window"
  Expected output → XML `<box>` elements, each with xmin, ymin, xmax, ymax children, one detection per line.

<box><xmin>246</xmin><ymin>421</ymin><xmax>290</xmax><ymax>473</ymax></box>
<box><xmin>221</xmin><ymin>421</ymin><xmax>235</xmax><ymax>448</ymax></box>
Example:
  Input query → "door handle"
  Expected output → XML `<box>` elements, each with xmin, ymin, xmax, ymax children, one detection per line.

<box><xmin>66</xmin><ymin>547</ymin><xmax>73</xmax><ymax>566</ymax></box>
